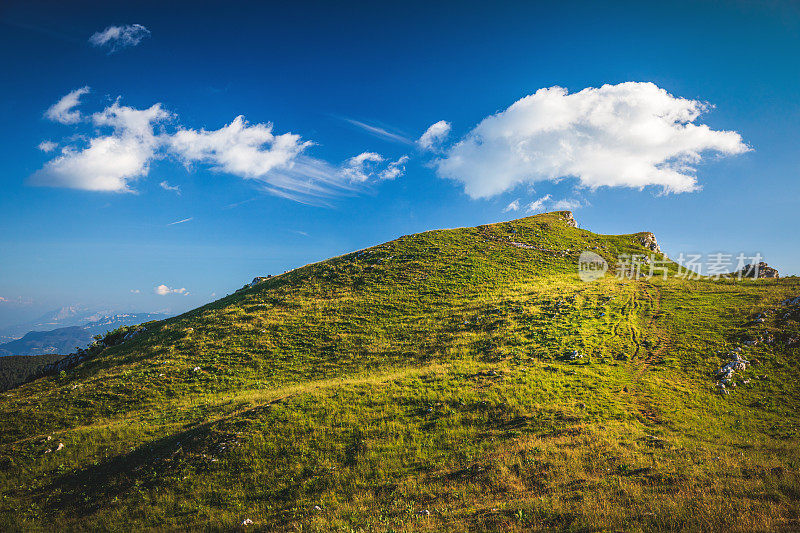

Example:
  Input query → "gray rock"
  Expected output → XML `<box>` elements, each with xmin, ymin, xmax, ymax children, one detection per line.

<box><xmin>636</xmin><ymin>232</ymin><xmax>661</xmax><ymax>254</ymax></box>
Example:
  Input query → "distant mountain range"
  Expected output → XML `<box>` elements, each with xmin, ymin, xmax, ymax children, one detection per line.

<box><xmin>0</xmin><ymin>312</ymin><xmax>170</xmax><ymax>356</ymax></box>
<box><xmin>0</xmin><ymin>305</ymin><xmax>119</xmax><ymax>342</ymax></box>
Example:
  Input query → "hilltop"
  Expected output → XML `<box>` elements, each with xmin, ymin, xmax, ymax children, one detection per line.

<box><xmin>0</xmin><ymin>211</ymin><xmax>798</xmax><ymax>532</ymax></box>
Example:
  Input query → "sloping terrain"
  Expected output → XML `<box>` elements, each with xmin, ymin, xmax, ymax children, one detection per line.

<box><xmin>0</xmin><ymin>211</ymin><xmax>798</xmax><ymax>532</ymax></box>
<box><xmin>0</xmin><ymin>313</ymin><xmax>171</xmax><ymax>356</ymax></box>
<box><xmin>0</xmin><ymin>355</ymin><xmax>64</xmax><ymax>392</ymax></box>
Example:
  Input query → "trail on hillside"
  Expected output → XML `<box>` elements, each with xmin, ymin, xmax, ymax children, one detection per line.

<box><xmin>616</xmin><ymin>281</ymin><xmax>669</xmax><ymax>426</ymax></box>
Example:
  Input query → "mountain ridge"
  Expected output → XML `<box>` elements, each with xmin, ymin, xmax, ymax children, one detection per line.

<box><xmin>0</xmin><ymin>211</ymin><xmax>798</xmax><ymax>532</ymax></box>
<box><xmin>0</xmin><ymin>312</ymin><xmax>171</xmax><ymax>356</ymax></box>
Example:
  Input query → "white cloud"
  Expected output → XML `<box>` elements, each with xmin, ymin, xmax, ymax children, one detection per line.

<box><xmin>30</xmin><ymin>100</ymin><xmax>169</xmax><ymax>192</ymax></box>
<box><xmin>32</xmin><ymin>92</ymin><xmax>406</xmax><ymax>201</ymax></box>
<box><xmin>550</xmin><ymin>198</ymin><xmax>583</xmax><ymax>210</ymax></box>
<box><xmin>340</xmin><ymin>152</ymin><xmax>384</xmax><ymax>182</ymax></box>
<box><xmin>89</xmin><ymin>24</ymin><xmax>150</xmax><ymax>52</ymax></box>
<box><xmin>167</xmin><ymin>217</ymin><xmax>193</xmax><ymax>226</ymax></box>
<box><xmin>45</xmin><ymin>87</ymin><xmax>90</xmax><ymax>124</ymax></box>
<box><xmin>435</xmin><ymin>82</ymin><xmax>749</xmax><ymax>198</ymax></box>
<box><xmin>130</xmin><ymin>289</ymin><xmax>140</xmax><ymax>294</ymax></box>
<box><xmin>159</xmin><ymin>181</ymin><xmax>181</xmax><ymax>194</ymax></box>
<box><xmin>154</xmin><ymin>284</ymin><xmax>188</xmax><ymax>296</ymax></box>
<box><xmin>38</xmin><ymin>140</ymin><xmax>58</xmax><ymax>152</ymax></box>
<box><xmin>418</xmin><ymin>120</ymin><xmax>451</xmax><ymax>151</ymax></box>
<box><xmin>379</xmin><ymin>155</ymin><xmax>409</xmax><ymax>180</ymax></box>
<box><xmin>503</xmin><ymin>199</ymin><xmax>520</xmax><ymax>212</ymax></box>
<box><xmin>340</xmin><ymin>152</ymin><xmax>409</xmax><ymax>182</ymax></box>
<box><xmin>523</xmin><ymin>194</ymin><xmax>582</xmax><ymax>214</ymax></box>
<box><xmin>343</xmin><ymin>118</ymin><xmax>413</xmax><ymax>144</ymax></box>
<box><xmin>525</xmin><ymin>194</ymin><xmax>551</xmax><ymax>213</ymax></box>
<box><xmin>168</xmin><ymin>116</ymin><xmax>311</xmax><ymax>178</ymax></box>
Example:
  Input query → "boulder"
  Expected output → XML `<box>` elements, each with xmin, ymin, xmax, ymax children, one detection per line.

<box><xmin>558</xmin><ymin>211</ymin><xmax>578</xmax><ymax>227</ymax></box>
<box><xmin>636</xmin><ymin>232</ymin><xmax>661</xmax><ymax>254</ymax></box>
<box><xmin>732</xmin><ymin>262</ymin><xmax>779</xmax><ymax>279</ymax></box>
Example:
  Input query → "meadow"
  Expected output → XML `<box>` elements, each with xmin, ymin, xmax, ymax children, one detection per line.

<box><xmin>0</xmin><ymin>211</ymin><xmax>797</xmax><ymax>531</ymax></box>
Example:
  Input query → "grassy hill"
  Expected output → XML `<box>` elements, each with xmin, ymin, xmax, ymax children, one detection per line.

<box><xmin>0</xmin><ymin>211</ymin><xmax>798</xmax><ymax>532</ymax></box>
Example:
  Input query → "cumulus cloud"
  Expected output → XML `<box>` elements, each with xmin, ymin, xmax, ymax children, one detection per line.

<box><xmin>33</xmin><ymin>90</ymin><xmax>409</xmax><ymax>201</ymax></box>
<box><xmin>341</xmin><ymin>152</ymin><xmax>384</xmax><ymax>182</ymax></box>
<box><xmin>45</xmin><ymin>87</ymin><xmax>90</xmax><ymax>124</ymax></box>
<box><xmin>89</xmin><ymin>24</ymin><xmax>150</xmax><ymax>52</ymax></box>
<box><xmin>31</xmin><ymin>100</ymin><xmax>170</xmax><ymax>192</ymax></box>
<box><xmin>503</xmin><ymin>199</ymin><xmax>520</xmax><ymax>212</ymax></box>
<box><xmin>154</xmin><ymin>284</ymin><xmax>188</xmax><ymax>296</ymax></box>
<box><xmin>418</xmin><ymin>120</ymin><xmax>451</xmax><ymax>151</ymax></box>
<box><xmin>159</xmin><ymin>181</ymin><xmax>180</xmax><ymax>194</ymax></box>
<box><xmin>435</xmin><ymin>82</ymin><xmax>749</xmax><ymax>198</ymax></box>
<box><xmin>168</xmin><ymin>116</ymin><xmax>312</xmax><ymax>178</ymax></box>
<box><xmin>38</xmin><ymin>140</ymin><xmax>58</xmax><ymax>152</ymax></box>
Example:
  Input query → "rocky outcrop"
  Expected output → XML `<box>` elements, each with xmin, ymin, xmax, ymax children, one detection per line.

<box><xmin>247</xmin><ymin>276</ymin><xmax>272</xmax><ymax>288</ymax></box>
<box><xmin>636</xmin><ymin>232</ymin><xmax>661</xmax><ymax>254</ymax></box>
<box><xmin>732</xmin><ymin>262</ymin><xmax>779</xmax><ymax>279</ymax></box>
<box><xmin>557</xmin><ymin>211</ymin><xmax>578</xmax><ymax>227</ymax></box>
<box><xmin>716</xmin><ymin>351</ymin><xmax>750</xmax><ymax>394</ymax></box>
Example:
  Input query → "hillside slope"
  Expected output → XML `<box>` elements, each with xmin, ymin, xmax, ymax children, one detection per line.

<box><xmin>0</xmin><ymin>211</ymin><xmax>798</xmax><ymax>532</ymax></box>
<box><xmin>0</xmin><ymin>313</ymin><xmax>171</xmax><ymax>356</ymax></box>
<box><xmin>0</xmin><ymin>355</ymin><xmax>64</xmax><ymax>392</ymax></box>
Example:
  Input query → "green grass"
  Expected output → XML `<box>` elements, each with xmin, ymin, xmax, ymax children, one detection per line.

<box><xmin>0</xmin><ymin>211</ymin><xmax>798</xmax><ymax>531</ymax></box>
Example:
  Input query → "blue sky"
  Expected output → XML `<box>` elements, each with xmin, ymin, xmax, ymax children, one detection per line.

<box><xmin>1</xmin><ymin>0</ymin><xmax>799</xmax><ymax>328</ymax></box>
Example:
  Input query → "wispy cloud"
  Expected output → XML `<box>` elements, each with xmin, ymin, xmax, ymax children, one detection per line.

<box><xmin>159</xmin><ymin>181</ymin><xmax>181</xmax><ymax>194</ymax></box>
<box><xmin>342</xmin><ymin>118</ymin><xmax>413</xmax><ymax>144</ymax></box>
<box><xmin>550</xmin><ymin>198</ymin><xmax>583</xmax><ymax>210</ymax></box>
<box><xmin>45</xmin><ymin>87</ymin><xmax>90</xmax><ymax>124</ymax></box>
<box><xmin>503</xmin><ymin>199</ymin><xmax>520</xmax><ymax>212</ymax></box>
<box><xmin>523</xmin><ymin>194</ymin><xmax>583</xmax><ymax>214</ymax></box>
<box><xmin>223</xmin><ymin>197</ymin><xmax>258</xmax><ymax>209</ymax></box>
<box><xmin>89</xmin><ymin>24</ymin><xmax>150</xmax><ymax>53</ymax></box>
<box><xmin>526</xmin><ymin>194</ymin><xmax>552</xmax><ymax>213</ymax></box>
<box><xmin>33</xmin><ymin>90</ymin><xmax>410</xmax><ymax>204</ymax></box>
<box><xmin>38</xmin><ymin>140</ymin><xmax>58</xmax><ymax>152</ymax></box>
<box><xmin>167</xmin><ymin>217</ymin><xmax>193</xmax><ymax>226</ymax></box>
<box><xmin>380</xmin><ymin>155</ymin><xmax>409</xmax><ymax>180</ymax></box>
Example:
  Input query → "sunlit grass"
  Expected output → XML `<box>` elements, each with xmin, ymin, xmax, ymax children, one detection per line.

<box><xmin>0</xmin><ymin>211</ymin><xmax>798</xmax><ymax>531</ymax></box>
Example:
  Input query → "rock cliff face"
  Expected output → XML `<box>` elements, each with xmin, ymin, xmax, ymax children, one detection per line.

<box><xmin>733</xmin><ymin>262</ymin><xmax>779</xmax><ymax>279</ymax></box>
<box><xmin>636</xmin><ymin>232</ymin><xmax>661</xmax><ymax>254</ymax></box>
<box><xmin>559</xmin><ymin>211</ymin><xmax>578</xmax><ymax>227</ymax></box>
